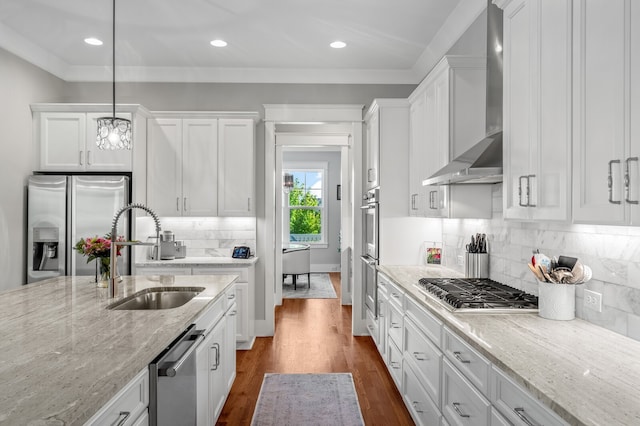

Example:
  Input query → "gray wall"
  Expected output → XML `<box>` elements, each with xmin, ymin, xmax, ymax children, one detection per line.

<box><xmin>283</xmin><ymin>150</ymin><xmax>342</xmax><ymax>270</ymax></box>
<box><xmin>0</xmin><ymin>48</ymin><xmax>65</xmax><ymax>290</ymax></box>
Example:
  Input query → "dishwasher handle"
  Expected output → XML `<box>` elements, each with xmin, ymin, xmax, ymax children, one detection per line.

<box><xmin>160</xmin><ymin>329</ymin><xmax>204</xmax><ymax>377</ymax></box>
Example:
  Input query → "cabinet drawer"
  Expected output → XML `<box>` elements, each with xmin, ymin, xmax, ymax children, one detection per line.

<box><xmin>492</xmin><ymin>367</ymin><xmax>568</xmax><ymax>426</ymax></box>
<box><xmin>403</xmin><ymin>359</ymin><xmax>442</xmax><ymax>426</ymax></box>
<box><xmin>490</xmin><ymin>407</ymin><xmax>510</xmax><ymax>426</ymax></box>
<box><xmin>404</xmin><ymin>316</ymin><xmax>441</xmax><ymax>406</ymax></box>
<box><xmin>87</xmin><ymin>368</ymin><xmax>149</xmax><ymax>426</ymax></box>
<box><xmin>387</xmin><ymin>339</ymin><xmax>403</xmax><ymax>390</ymax></box>
<box><xmin>191</xmin><ymin>266</ymin><xmax>247</xmax><ymax>282</ymax></box>
<box><xmin>366</xmin><ymin>307</ymin><xmax>379</xmax><ymax>345</ymax></box>
<box><xmin>387</xmin><ymin>279</ymin><xmax>405</xmax><ymax>310</ymax></box>
<box><xmin>377</xmin><ymin>272</ymin><xmax>391</xmax><ymax>296</ymax></box>
<box><xmin>442</xmin><ymin>359</ymin><xmax>490</xmax><ymax>426</ymax></box>
<box><xmin>135</xmin><ymin>266</ymin><xmax>192</xmax><ymax>276</ymax></box>
<box><xmin>224</xmin><ymin>284</ymin><xmax>237</xmax><ymax>305</ymax></box>
<box><xmin>388</xmin><ymin>300</ymin><xmax>404</xmax><ymax>350</ymax></box>
<box><xmin>194</xmin><ymin>296</ymin><xmax>226</xmax><ymax>333</ymax></box>
<box><xmin>406</xmin><ymin>295</ymin><xmax>442</xmax><ymax>347</ymax></box>
<box><xmin>442</xmin><ymin>327</ymin><xmax>491</xmax><ymax>397</ymax></box>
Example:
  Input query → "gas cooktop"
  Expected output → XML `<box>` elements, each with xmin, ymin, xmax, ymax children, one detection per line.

<box><xmin>415</xmin><ymin>277</ymin><xmax>538</xmax><ymax>313</ymax></box>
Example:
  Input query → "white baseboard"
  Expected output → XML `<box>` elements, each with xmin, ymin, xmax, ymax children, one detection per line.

<box><xmin>311</xmin><ymin>263</ymin><xmax>340</xmax><ymax>272</ymax></box>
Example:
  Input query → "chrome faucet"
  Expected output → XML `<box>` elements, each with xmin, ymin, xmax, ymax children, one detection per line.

<box><xmin>109</xmin><ymin>203</ymin><xmax>162</xmax><ymax>298</ymax></box>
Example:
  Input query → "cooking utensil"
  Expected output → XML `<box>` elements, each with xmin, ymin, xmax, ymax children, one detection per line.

<box><xmin>528</xmin><ymin>263</ymin><xmax>545</xmax><ymax>281</ymax></box>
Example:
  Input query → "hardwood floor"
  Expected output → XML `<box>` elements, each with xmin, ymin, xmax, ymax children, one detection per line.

<box><xmin>216</xmin><ymin>272</ymin><xmax>414</xmax><ymax>425</ymax></box>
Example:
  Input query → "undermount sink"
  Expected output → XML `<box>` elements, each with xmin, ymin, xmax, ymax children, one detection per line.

<box><xmin>107</xmin><ymin>287</ymin><xmax>205</xmax><ymax>310</ymax></box>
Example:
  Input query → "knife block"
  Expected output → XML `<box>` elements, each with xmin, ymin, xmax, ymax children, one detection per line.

<box><xmin>465</xmin><ymin>253</ymin><xmax>489</xmax><ymax>278</ymax></box>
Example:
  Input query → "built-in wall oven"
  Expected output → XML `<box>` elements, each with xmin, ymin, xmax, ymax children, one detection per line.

<box><xmin>361</xmin><ymin>188</ymin><xmax>379</xmax><ymax>317</ymax></box>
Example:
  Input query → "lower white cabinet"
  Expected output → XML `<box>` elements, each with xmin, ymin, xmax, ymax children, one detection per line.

<box><xmin>85</xmin><ymin>368</ymin><xmax>149</xmax><ymax>426</ymax></box>
<box><xmin>490</xmin><ymin>407</ymin><xmax>511</xmax><ymax>426</ymax></box>
<box><xmin>387</xmin><ymin>339</ymin><xmax>404</xmax><ymax>389</ymax></box>
<box><xmin>195</xmin><ymin>287</ymin><xmax>237</xmax><ymax>426</ymax></box>
<box><xmin>403</xmin><ymin>358</ymin><xmax>442</xmax><ymax>426</ymax></box>
<box><xmin>442</xmin><ymin>358</ymin><xmax>491</xmax><ymax>426</ymax></box>
<box><xmin>403</xmin><ymin>316</ymin><xmax>441</xmax><ymax>406</ymax></box>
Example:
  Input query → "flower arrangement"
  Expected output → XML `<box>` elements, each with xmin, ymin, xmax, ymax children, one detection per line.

<box><xmin>74</xmin><ymin>233</ymin><xmax>126</xmax><ymax>286</ymax></box>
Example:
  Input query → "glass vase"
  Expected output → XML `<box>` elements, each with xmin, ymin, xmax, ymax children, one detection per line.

<box><xmin>97</xmin><ymin>257</ymin><xmax>110</xmax><ymax>288</ymax></box>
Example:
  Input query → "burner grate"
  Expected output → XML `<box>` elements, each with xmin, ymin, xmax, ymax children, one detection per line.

<box><xmin>416</xmin><ymin>278</ymin><xmax>538</xmax><ymax>310</ymax></box>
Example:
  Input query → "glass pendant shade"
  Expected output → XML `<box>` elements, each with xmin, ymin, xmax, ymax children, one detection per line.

<box><xmin>97</xmin><ymin>117</ymin><xmax>132</xmax><ymax>150</ymax></box>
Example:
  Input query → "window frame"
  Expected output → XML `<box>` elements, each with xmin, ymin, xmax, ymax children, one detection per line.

<box><xmin>284</xmin><ymin>162</ymin><xmax>328</xmax><ymax>247</ymax></box>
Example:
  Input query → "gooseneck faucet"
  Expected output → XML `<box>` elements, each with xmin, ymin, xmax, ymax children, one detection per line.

<box><xmin>109</xmin><ymin>203</ymin><xmax>162</xmax><ymax>298</ymax></box>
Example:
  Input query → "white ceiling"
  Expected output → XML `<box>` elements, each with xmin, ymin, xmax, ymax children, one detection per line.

<box><xmin>0</xmin><ymin>0</ymin><xmax>486</xmax><ymax>84</ymax></box>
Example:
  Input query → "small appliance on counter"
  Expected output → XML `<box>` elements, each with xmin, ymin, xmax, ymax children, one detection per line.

<box><xmin>153</xmin><ymin>230</ymin><xmax>187</xmax><ymax>260</ymax></box>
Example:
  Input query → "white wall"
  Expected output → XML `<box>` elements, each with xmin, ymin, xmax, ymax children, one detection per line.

<box><xmin>0</xmin><ymin>48</ymin><xmax>64</xmax><ymax>290</ymax></box>
<box><xmin>283</xmin><ymin>150</ymin><xmax>342</xmax><ymax>271</ymax></box>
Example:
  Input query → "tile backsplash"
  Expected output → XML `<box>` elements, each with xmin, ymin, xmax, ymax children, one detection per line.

<box><xmin>135</xmin><ymin>216</ymin><xmax>256</xmax><ymax>259</ymax></box>
<box><xmin>440</xmin><ymin>184</ymin><xmax>640</xmax><ymax>342</ymax></box>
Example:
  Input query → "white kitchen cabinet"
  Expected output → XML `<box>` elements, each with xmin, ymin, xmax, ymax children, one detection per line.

<box><xmin>408</xmin><ymin>56</ymin><xmax>491</xmax><ymax>219</ymax></box>
<box><xmin>500</xmin><ymin>0</ymin><xmax>572</xmax><ymax>222</ymax></box>
<box><xmin>491</xmin><ymin>367</ymin><xmax>568</xmax><ymax>426</ymax></box>
<box><xmin>442</xmin><ymin>358</ymin><xmax>491</xmax><ymax>426</ymax></box>
<box><xmin>224</xmin><ymin>300</ymin><xmax>238</xmax><ymax>392</ymax></box>
<box><xmin>571</xmin><ymin>0</ymin><xmax>640</xmax><ymax>225</ymax></box>
<box><xmin>442</xmin><ymin>327</ymin><xmax>491</xmax><ymax>398</ymax></box>
<box><xmin>147</xmin><ymin>118</ymin><xmax>218</xmax><ymax>216</ymax></box>
<box><xmin>403</xmin><ymin>358</ymin><xmax>442</xmax><ymax>426</ymax></box>
<box><xmin>365</xmin><ymin>108</ymin><xmax>380</xmax><ymax>190</ymax></box>
<box><xmin>85</xmin><ymin>368</ymin><xmax>149</xmax><ymax>426</ymax></box>
<box><xmin>404</xmin><ymin>316</ymin><xmax>442</xmax><ymax>408</ymax></box>
<box><xmin>217</xmin><ymin>119</ymin><xmax>255</xmax><ymax>216</ymax></box>
<box><xmin>135</xmin><ymin>266</ymin><xmax>193</xmax><ymax>276</ymax></box>
<box><xmin>32</xmin><ymin>104</ymin><xmax>149</xmax><ymax>172</ymax></box>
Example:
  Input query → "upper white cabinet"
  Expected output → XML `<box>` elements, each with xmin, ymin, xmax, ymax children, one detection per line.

<box><xmin>408</xmin><ymin>56</ymin><xmax>492</xmax><ymax>219</ymax></box>
<box><xmin>501</xmin><ymin>0</ymin><xmax>572</xmax><ymax>222</ymax></box>
<box><xmin>147</xmin><ymin>113</ymin><xmax>258</xmax><ymax>217</ymax></box>
<box><xmin>217</xmin><ymin>119</ymin><xmax>255</xmax><ymax>217</ymax></box>
<box><xmin>31</xmin><ymin>104</ymin><xmax>149</xmax><ymax>172</ymax></box>
<box><xmin>572</xmin><ymin>0</ymin><xmax>640</xmax><ymax>225</ymax></box>
<box><xmin>365</xmin><ymin>108</ymin><xmax>380</xmax><ymax>190</ymax></box>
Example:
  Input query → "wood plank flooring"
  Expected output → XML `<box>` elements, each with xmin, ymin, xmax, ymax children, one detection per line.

<box><xmin>216</xmin><ymin>272</ymin><xmax>414</xmax><ymax>425</ymax></box>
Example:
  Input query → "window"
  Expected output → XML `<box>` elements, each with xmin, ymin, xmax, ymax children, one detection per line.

<box><xmin>284</xmin><ymin>166</ymin><xmax>326</xmax><ymax>245</ymax></box>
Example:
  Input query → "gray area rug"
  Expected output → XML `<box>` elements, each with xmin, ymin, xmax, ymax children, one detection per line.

<box><xmin>250</xmin><ymin>373</ymin><xmax>365</xmax><ymax>426</ymax></box>
<box><xmin>283</xmin><ymin>273</ymin><xmax>337</xmax><ymax>299</ymax></box>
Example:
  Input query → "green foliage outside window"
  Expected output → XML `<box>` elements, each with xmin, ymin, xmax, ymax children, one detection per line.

<box><xmin>289</xmin><ymin>178</ymin><xmax>321</xmax><ymax>237</ymax></box>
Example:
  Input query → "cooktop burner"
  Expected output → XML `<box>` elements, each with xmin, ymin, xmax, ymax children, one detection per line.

<box><xmin>415</xmin><ymin>277</ymin><xmax>538</xmax><ymax>312</ymax></box>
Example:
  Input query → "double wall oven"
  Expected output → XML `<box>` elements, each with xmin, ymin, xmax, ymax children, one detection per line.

<box><xmin>361</xmin><ymin>188</ymin><xmax>379</xmax><ymax>316</ymax></box>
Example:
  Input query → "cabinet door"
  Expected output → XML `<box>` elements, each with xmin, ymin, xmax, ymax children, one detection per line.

<box><xmin>208</xmin><ymin>319</ymin><xmax>227</xmax><ymax>422</ymax></box>
<box><xmin>224</xmin><ymin>303</ymin><xmax>237</xmax><ymax>392</ymax></box>
<box><xmin>147</xmin><ymin>118</ymin><xmax>183</xmax><ymax>216</ymax></box>
<box><xmin>503</xmin><ymin>0</ymin><xmax>534</xmax><ymax>220</ymax></box>
<box><xmin>86</xmin><ymin>112</ymin><xmax>133</xmax><ymax>171</ymax></box>
<box><xmin>196</xmin><ymin>329</ymin><xmax>214</xmax><ymax>426</ymax></box>
<box><xmin>572</xmin><ymin>0</ymin><xmax>627</xmax><ymax>224</ymax></box>
<box><xmin>629</xmin><ymin>1</ymin><xmax>640</xmax><ymax>224</ymax></box>
<box><xmin>39</xmin><ymin>112</ymin><xmax>86</xmax><ymax>171</ymax></box>
<box><xmin>423</xmin><ymin>78</ymin><xmax>448</xmax><ymax>218</ymax></box>
<box><xmin>217</xmin><ymin>119</ymin><xmax>255</xmax><ymax>216</ymax></box>
<box><xmin>183</xmin><ymin>119</ymin><xmax>218</xmax><ymax>216</ymax></box>
<box><xmin>409</xmin><ymin>93</ymin><xmax>428</xmax><ymax>216</ymax></box>
<box><xmin>235</xmin><ymin>282</ymin><xmax>249</xmax><ymax>343</ymax></box>
<box><xmin>365</xmin><ymin>111</ymin><xmax>380</xmax><ymax>189</ymax></box>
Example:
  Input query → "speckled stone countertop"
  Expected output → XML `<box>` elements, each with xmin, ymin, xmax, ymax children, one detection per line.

<box><xmin>378</xmin><ymin>265</ymin><xmax>640</xmax><ymax>426</ymax></box>
<box><xmin>0</xmin><ymin>274</ymin><xmax>237</xmax><ymax>425</ymax></box>
<box><xmin>136</xmin><ymin>256</ymin><xmax>258</xmax><ymax>267</ymax></box>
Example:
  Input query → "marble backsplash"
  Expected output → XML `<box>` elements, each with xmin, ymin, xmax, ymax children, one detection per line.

<box><xmin>438</xmin><ymin>185</ymin><xmax>640</xmax><ymax>341</ymax></box>
<box><xmin>135</xmin><ymin>216</ymin><xmax>257</xmax><ymax>260</ymax></box>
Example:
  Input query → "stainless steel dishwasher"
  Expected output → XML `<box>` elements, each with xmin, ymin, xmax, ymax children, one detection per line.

<box><xmin>149</xmin><ymin>324</ymin><xmax>204</xmax><ymax>426</ymax></box>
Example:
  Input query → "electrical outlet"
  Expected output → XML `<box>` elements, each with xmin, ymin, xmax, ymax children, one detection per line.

<box><xmin>584</xmin><ymin>289</ymin><xmax>602</xmax><ymax>312</ymax></box>
<box><xmin>457</xmin><ymin>255</ymin><xmax>464</xmax><ymax>266</ymax></box>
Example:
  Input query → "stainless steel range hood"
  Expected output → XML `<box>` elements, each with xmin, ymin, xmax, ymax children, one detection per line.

<box><xmin>423</xmin><ymin>1</ymin><xmax>503</xmax><ymax>186</ymax></box>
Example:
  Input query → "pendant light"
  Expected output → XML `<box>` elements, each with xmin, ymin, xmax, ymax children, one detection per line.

<box><xmin>96</xmin><ymin>0</ymin><xmax>131</xmax><ymax>150</ymax></box>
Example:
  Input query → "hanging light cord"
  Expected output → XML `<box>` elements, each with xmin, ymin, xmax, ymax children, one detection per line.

<box><xmin>111</xmin><ymin>0</ymin><xmax>116</xmax><ymax>119</ymax></box>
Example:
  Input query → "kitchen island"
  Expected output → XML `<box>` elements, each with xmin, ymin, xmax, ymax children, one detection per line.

<box><xmin>0</xmin><ymin>274</ymin><xmax>237</xmax><ymax>425</ymax></box>
<box><xmin>378</xmin><ymin>265</ymin><xmax>640</xmax><ymax>426</ymax></box>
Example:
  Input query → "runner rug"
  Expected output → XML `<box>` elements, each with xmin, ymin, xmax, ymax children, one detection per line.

<box><xmin>250</xmin><ymin>373</ymin><xmax>365</xmax><ymax>426</ymax></box>
<box><xmin>283</xmin><ymin>273</ymin><xmax>337</xmax><ymax>299</ymax></box>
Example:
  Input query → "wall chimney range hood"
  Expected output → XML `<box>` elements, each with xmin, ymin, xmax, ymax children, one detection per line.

<box><xmin>423</xmin><ymin>1</ymin><xmax>503</xmax><ymax>186</ymax></box>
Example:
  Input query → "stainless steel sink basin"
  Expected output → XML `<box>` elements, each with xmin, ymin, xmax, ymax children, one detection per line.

<box><xmin>107</xmin><ymin>287</ymin><xmax>205</xmax><ymax>310</ymax></box>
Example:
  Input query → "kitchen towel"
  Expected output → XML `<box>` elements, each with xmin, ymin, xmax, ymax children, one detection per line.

<box><xmin>250</xmin><ymin>373</ymin><xmax>364</xmax><ymax>426</ymax></box>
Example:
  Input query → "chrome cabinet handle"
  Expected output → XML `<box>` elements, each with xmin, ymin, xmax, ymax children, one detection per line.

<box><xmin>87</xmin><ymin>150</ymin><xmax>92</xmax><ymax>165</ymax></box>
<box><xmin>609</xmin><ymin>159</ymin><xmax>622</xmax><ymax>204</ymax></box>
<box><xmin>413</xmin><ymin>352</ymin><xmax>428</xmax><ymax>361</ymax></box>
<box><xmin>176</xmin><ymin>197</ymin><xmax>180</xmax><ymax>212</ymax></box>
<box><xmin>453</xmin><ymin>351</ymin><xmax>470</xmax><ymax>364</ymax></box>
<box><xmin>113</xmin><ymin>411</ymin><xmax>130</xmax><ymax>426</ymax></box>
<box><xmin>518</xmin><ymin>175</ymin><xmax>528</xmax><ymax>206</ymax></box>
<box><xmin>248</xmin><ymin>197</ymin><xmax>251</xmax><ymax>211</ymax></box>
<box><xmin>412</xmin><ymin>401</ymin><xmax>424</xmax><ymax>414</ymax></box>
<box><xmin>211</xmin><ymin>342</ymin><xmax>220</xmax><ymax>371</ymax></box>
<box><xmin>229</xmin><ymin>310</ymin><xmax>237</xmax><ymax>316</ymax></box>
<box><xmin>390</xmin><ymin>322</ymin><xmax>401</xmax><ymax>329</ymax></box>
<box><xmin>429</xmin><ymin>190</ymin><xmax>438</xmax><ymax>209</ymax></box>
<box><xmin>411</xmin><ymin>193</ymin><xmax>417</xmax><ymax>210</ymax></box>
<box><xmin>625</xmin><ymin>157</ymin><xmax>639</xmax><ymax>204</ymax></box>
<box><xmin>390</xmin><ymin>361</ymin><xmax>401</xmax><ymax>369</ymax></box>
<box><xmin>514</xmin><ymin>407</ymin><xmax>540</xmax><ymax>426</ymax></box>
<box><xmin>183</xmin><ymin>197</ymin><xmax>187</xmax><ymax>211</ymax></box>
<box><xmin>453</xmin><ymin>402</ymin><xmax>470</xmax><ymax>418</ymax></box>
<box><xmin>79</xmin><ymin>150</ymin><xmax>84</xmax><ymax>166</ymax></box>
<box><xmin>527</xmin><ymin>174</ymin><xmax>536</xmax><ymax>207</ymax></box>
<box><xmin>227</xmin><ymin>293</ymin><xmax>236</xmax><ymax>300</ymax></box>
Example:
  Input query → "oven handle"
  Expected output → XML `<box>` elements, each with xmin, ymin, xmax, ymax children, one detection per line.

<box><xmin>360</xmin><ymin>255</ymin><xmax>377</xmax><ymax>266</ymax></box>
<box><xmin>360</xmin><ymin>204</ymin><xmax>377</xmax><ymax>210</ymax></box>
<box><xmin>160</xmin><ymin>329</ymin><xmax>205</xmax><ymax>377</ymax></box>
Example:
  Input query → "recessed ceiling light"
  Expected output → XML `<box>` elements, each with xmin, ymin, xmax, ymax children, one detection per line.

<box><xmin>210</xmin><ymin>39</ymin><xmax>228</xmax><ymax>47</ymax></box>
<box><xmin>330</xmin><ymin>41</ymin><xmax>346</xmax><ymax>49</ymax></box>
<box><xmin>84</xmin><ymin>37</ymin><xmax>103</xmax><ymax>46</ymax></box>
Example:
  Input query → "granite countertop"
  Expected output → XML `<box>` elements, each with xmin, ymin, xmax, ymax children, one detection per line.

<box><xmin>136</xmin><ymin>256</ymin><xmax>259</xmax><ymax>267</ymax></box>
<box><xmin>0</xmin><ymin>274</ymin><xmax>238</xmax><ymax>425</ymax></box>
<box><xmin>378</xmin><ymin>265</ymin><xmax>640</xmax><ymax>426</ymax></box>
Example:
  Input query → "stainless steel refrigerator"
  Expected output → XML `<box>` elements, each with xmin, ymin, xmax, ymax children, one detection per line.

<box><xmin>27</xmin><ymin>174</ymin><xmax>131</xmax><ymax>284</ymax></box>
